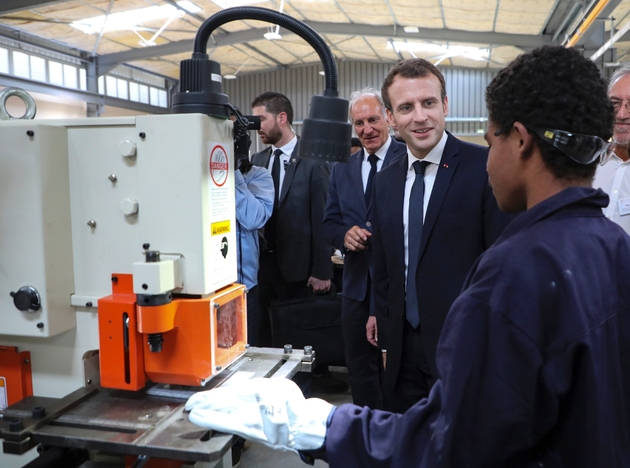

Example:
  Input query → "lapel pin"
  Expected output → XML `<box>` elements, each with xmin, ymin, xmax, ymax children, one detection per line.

<box><xmin>291</xmin><ymin>158</ymin><xmax>296</xmax><ymax>163</ymax></box>
<box><xmin>443</xmin><ymin>163</ymin><xmax>449</xmax><ymax>169</ymax></box>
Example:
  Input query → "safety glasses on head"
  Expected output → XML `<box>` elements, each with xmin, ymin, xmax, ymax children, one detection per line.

<box><xmin>530</xmin><ymin>128</ymin><xmax>615</xmax><ymax>166</ymax></box>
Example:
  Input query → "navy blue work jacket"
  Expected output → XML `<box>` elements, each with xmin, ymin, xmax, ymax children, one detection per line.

<box><xmin>326</xmin><ymin>187</ymin><xmax>630</xmax><ymax>467</ymax></box>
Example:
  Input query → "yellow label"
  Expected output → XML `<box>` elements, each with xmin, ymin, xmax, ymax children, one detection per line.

<box><xmin>211</xmin><ymin>220</ymin><xmax>231</xmax><ymax>236</ymax></box>
<box><xmin>544</xmin><ymin>130</ymin><xmax>554</xmax><ymax>139</ymax></box>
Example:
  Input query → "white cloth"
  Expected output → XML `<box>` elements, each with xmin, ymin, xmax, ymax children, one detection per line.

<box><xmin>361</xmin><ymin>136</ymin><xmax>393</xmax><ymax>190</ymax></box>
<box><xmin>185</xmin><ymin>377</ymin><xmax>333</xmax><ymax>454</ymax></box>
<box><xmin>593</xmin><ymin>153</ymin><xmax>630</xmax><ymax>235</ymax></box>
<box><xmin>270</xmin><ymin>136</ymin><xmax>298</xmax><ymax>196</ymax></box>
<box><xmin>402</xmin><ymin>131</ymin><xmax>448</xmax><ymax>282</ymax></box>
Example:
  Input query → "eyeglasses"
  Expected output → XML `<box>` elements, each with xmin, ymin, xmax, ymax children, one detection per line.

<box><xmin>530</xmin><ymin>128</ymin><xmax>615</xmax><ymax>166</ymax></box>
<box><xmin>492</xmin><ymin>125</ymin><xmax>616</xmax><ymax>165</ymax></box>
<box><xmin>611</xmin><ymin>99</ymin><xmax>630</xmax><ymax>113</ymax></box>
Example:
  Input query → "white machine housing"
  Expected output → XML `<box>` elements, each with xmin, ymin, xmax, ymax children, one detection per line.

<box><xmin>0</xmin><ymin>113</ymin><xmax>237</xmax><ymax>338</ymax></box>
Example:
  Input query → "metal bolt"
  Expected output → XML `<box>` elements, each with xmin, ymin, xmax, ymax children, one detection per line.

<box><xmin>142</xmin><ymin>284</ymin><xmax>148</xmax><ymax>290</ymax></box>
<box><xmin>26</xmin><ymin>130</ymin><xmax>34</xmax><ymax>137</ymax></box>
<box><xmin>139</xmin><ymin>132</ymin><xmax>146</xmax><ymax>139</ymax></box>
<box><xmin>87</xmin><ymin>220</ymin><xmax>96</xmax><ymax>228</ymax></box>
<box><xmin>303</xmin><ymin>345</ymin><xmax>313</xmax><ymax>355</ymax></box>
<box><xmin>36</xmin><ymin>323</ymin><xmax>44</xmax><ymax>329</ymax></box>
<box><xmin>24</xmin><ymin>359</ymin><xmax>30</xmax><ymax>364</ymax></box>
<box><xmin>143</xmin><ymin>243</ymin><xmax>150</xmax><ymax>250</ymax></box>
<box><xmin>108</xmin><ymin>174</ymin><xmax>118</xmax><ymax>182</ymax></box>
<box><xmin>214</xmin><ymin>303</ymin><xmax>220</xmax><ymax>309</ymax></box>
<box><xmin>86</xmin><ymin>379</ymin><xmax>92</xmax><ymax>385</ymax></box>
<box><xmin>215</xmin><ymin>366</ymin><xmax>222</xmax><ymax>371</ymax></box>
<box><xmin>111</xmin><ymin>276</ymin><xmax>118</xmax><ymax>283</ymax></box>
<box><xmin>284</xmin><ymin>344</ymin><xmax>293</xmax><ymax>354</ymax></box>
<box><xmin>86</xmin><ymin>302</ymin><xmax>93</xmax><ymax>307</ymax></box>
<box><xmin>245</xmin><ymin>343</ymin><xmax>250</xmax><ymax>349</ymax></box>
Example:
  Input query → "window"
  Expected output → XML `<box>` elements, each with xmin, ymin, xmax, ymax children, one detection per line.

<box><xmin>30</xmin><ymin>56</ymin><xmax>46</xmax><ymax>81</ymax></box>
<box><xmin>13</xmin><ymin>51</ymin><xmax>30</xmax><ymax>78</ymax></box>
<box><xmin>49</xmin><ymin>61</ymin><xmax>64</xmax><ymax>86</ymax></box>
<box><xmin>63</xmin><ymin>64</ymin><xmax>77</xmax><ymax>88</ymax></box>
<box><xmin>0</xmin><ymin>48</ymin><xmax>9</xmax><ymax>74</ymax></box>
<box><xmin>117</xmin><ymin>79</ymin><xmax>128</xmax><ymax>99</ymax></box>
<box><xmin>129</xmin><ymin>82</ymin><xmax>139</xmax><ymax>102</ymax></box>
<box><xmin>139</xmin><ymin>84</ymin><xmax>149</xmax><ymax>104</ymax></box>
<box><xmin>106</xmin><ymin>75</ymin><xmax>117</xmax><ymax>97</ymax></box>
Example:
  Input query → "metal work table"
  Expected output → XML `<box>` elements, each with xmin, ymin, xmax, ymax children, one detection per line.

<box><xmin>0</xmin><ymin>346</ymin><xmax>314</xmax><ymax>467</ymax></box>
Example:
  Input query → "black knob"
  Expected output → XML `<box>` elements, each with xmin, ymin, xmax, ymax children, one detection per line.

<box><xmin>32</xmin><ymin>406</ymin><xmax>46</xmax><ymax>419</ymax></box>
<box><xmin>145</xmin><ymin>250</ymin><xmax>160</xmax><ymax>263</ymax></box>
<box><xmin>10</xmin><ymin>286</ymin><xmax>41</xmax><ymax>312</ymax></box>
<box><xmin>9</xmin><ymin>418</ymin><xmax>24</xmax><ymax>432</ymax></box>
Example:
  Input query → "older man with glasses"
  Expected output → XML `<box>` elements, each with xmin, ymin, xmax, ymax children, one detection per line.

<box><xmin>593</xmin><ymin>63</ymin><xmax>630</xmax><ymax>233</ymax></box>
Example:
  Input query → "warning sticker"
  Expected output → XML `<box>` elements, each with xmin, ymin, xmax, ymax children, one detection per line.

<box><xmin>0</xmin><ymin>377</ymin><xmax>7</xmax><ymax>410</ymax></box>
<box><xmin>209</xmin><ymin>145</ymin><xmax>229</xmax><ymax>187</ymax></box>
<box><xmin>211</xmin><ymin>220</ymin><xmax>231</xmax><ymax>236</ymax></box>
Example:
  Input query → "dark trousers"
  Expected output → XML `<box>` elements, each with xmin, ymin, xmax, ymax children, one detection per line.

<box><xmin>342</xmin><ymin>294</ymin><xmax>383</xmax><ymax>409</ymax></box>
<box><xmin>245</xmin><ymin>286</ymin><xmax>264</xmax><ymax>347</ymax></box>
<box><xmin>382</xmin><ymin>319</ymin><xmax>436</xmax><ymax>413</ymax></box>
<box><xmin>257</xmin><ymin>251</ymin><xmax>307</xmax><ymax>347</ymax></box>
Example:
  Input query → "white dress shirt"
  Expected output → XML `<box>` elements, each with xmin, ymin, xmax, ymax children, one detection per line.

<box><xmin>270</xmin><ymin>136</ymin><xmax>297</xmax><ymax>196</ymax></box>
<box><xmin>361</xmin><ymin>136</ymin><xmax>393</xmax><ymax>190</ymax></box>
<box><xmin>593</xmin><ymin>152</ymin><xmax>630</xmax><ymax>235</ymax></box>
<box><xmin>403</xmin><ymin>131</ymin><xmax>448</xmax><ymax>282</ymax></box>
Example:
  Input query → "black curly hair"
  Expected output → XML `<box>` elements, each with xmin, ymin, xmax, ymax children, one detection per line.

<box><xmin>486</xmin><ymin>46</ymin><xmax>614</xmax><ymax>181</ymax></box>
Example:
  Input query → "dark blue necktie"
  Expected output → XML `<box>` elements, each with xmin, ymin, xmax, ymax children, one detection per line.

<box><xmin>406</xmin><ymin>160</ymin><xmax>429</xmax><ymax>328</ymax></box>
<box><xmin>364</xmin><ymin>153</ymin><xmax>379</xmax><ymax>205</ymax></box>
<box><xmin>265</xmin><ymin>149</ymin><xmax>283</xmax><ymax>249</ymax></box>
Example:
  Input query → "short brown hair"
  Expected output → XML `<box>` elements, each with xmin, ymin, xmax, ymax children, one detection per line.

<box><xmin>381</xmin><ymin>59</ymin><xmax>447</xmax><ymax>111</ymax></box>
<box><xmin>251</xmin><ymin>91</ymin><xmax>294</xmax><ymax>125</ymax></box>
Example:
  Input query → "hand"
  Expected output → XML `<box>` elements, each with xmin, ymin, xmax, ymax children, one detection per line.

<box><xmin>307</xmin><ymin>277</ymin><xmax>331</xmax><ymax>294</ymax></box>
<box><xmin>366</xmin><ymin>316</ymin><xmax>378</xmax><ymax>347</ymax></box>
<box><xmin>185</xmin><ymin>378</ymin><xmax>334</xmax><ymax>453</ymax></box>
<box><xmin>343</xmin><ymin>226</ymin><xmax>372</xmax><ymax>252</ymax></box>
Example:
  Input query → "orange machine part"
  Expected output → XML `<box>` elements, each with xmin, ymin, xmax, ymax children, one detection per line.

<box><xmin>124</xmin><ymin>456</ymin><xmax>184</xmax><ymax>468</ymax></box>
<box><xmin>0</xmin><ymin>346</ymin><xmax>33</xmax><ymax>408</ymax></box>
<box><xmin>137</xmin><ymin>301</ymin><xmax>178</xmax><ymax>334</ymax></box>
<box><xmin>98</xmin><ymin>274</ymin><xmax>147</xmax><ymax>391</ymax></box>
<box><xmin>144</xmin><ymin>283</ymin><xmax>247</xmax><ymax>386</ymax></box>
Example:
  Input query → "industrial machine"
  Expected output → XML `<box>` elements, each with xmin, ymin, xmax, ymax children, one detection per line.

<box><xmin>0</xmin><ymin>7</ymin><xmax>350</xmax><ymax>468</ymax></box>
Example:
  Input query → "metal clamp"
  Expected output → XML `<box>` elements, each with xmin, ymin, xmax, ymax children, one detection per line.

<box><xmin>0</xmin><ymin>87</ymin><xmax>37</xmax><ymax>120</ymax></box>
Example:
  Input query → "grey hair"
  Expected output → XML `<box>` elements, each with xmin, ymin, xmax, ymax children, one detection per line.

<box><xmin>348</xmin><ymin>87</ymin><xmax>387</xmax><ymax>119</ymax></box>
<box><xmin>609</xmin><ymin>63</ymin><xmax>630</xmax><ymax>92</ymax></box>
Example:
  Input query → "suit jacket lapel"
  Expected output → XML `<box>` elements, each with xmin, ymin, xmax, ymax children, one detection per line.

<box><xmin>259</xmin><ymin>147</ymin><xmax>272</xmax><ymax>169</ymax></box>
<box><xmin>279</xmin><ymin>142</ymin><xmax>300</xmax><ymax>203</ymax></box>
<box><xmin>390</xmin><ymin>155</ymin><xmax>407</xmax><ymax>274</ymax></box>
<box><xmin>419</xmin><ymin>134</ymin><xmax>459</xmax><ymax>260</ymax></box>
<box><xmin>350</xmin><ymin>151</ymin><xmax>367</xmax><ymax>210</ymax></box>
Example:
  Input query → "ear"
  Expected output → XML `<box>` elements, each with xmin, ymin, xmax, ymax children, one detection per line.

<box><xmin>512</xmin><ymin>122</ymin><xmax>535</xmax><ymax>159</ymax></box>
<box><xmin>442</xmin><ymin>95</ymin><xmax>449</xmax><ymax>117</ymax></box>
<box><xmin>276</xmin><ymin>111</ymin><xmax>288</xmax><ymax>127</ymax></box>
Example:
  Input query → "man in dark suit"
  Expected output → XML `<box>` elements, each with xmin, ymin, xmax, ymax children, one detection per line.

<box><xmin>250</xmin><ymin>92</ymin><xmax>334</xmax><ymax>349</ymax></box>
<box><xmin>323</xmin><ymin>89</ymin><xmax>406</xmax><ymax>409</ymax></box>
<box><xmin>371</xmin><ymin>59</ymin><xmax>511</xmax><ymax>413</ymax></box>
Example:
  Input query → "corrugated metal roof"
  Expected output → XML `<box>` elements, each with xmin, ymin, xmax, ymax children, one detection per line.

<box><xmin>1</xmin><ymin>0</ymin><xmax>629</xmax><ymax>79</ymax></box>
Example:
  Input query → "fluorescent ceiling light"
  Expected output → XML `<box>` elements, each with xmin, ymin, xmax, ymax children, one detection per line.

<box><xmin>70</xmin><ymin>2</ymin><xmax>200</xmax><ymax>35</ymax></box>
<box><xmin>388</xmin><ymin>41</ymin><xmax>490</xmax><ymax>62</ymax></box>
<box><xmin>403</xmin><ymin>26</ymin><xmax>419</xmax><ymax>33</ymax></box>
<box><xmin>224</xmin><ymin>74</ymin><xmax>237</xmax><ymax>79</ymax></box>
<box><xmin>264</xmin><ymin>31</ymin><xmax>282</xmax><ymax>40</ymax></box>
<box><xmin>211</xmin><ymin>0</ymin><xmax>268</xmax><ymax>9</ymax></box>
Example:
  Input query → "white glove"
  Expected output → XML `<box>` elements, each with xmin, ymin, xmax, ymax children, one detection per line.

<box><xmin>185</xmin><ymin>377</ymin><xmax>334</xmax><ymax>454</ymax></box>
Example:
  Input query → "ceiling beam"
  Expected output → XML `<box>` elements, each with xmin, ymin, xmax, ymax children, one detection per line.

<box><xmin>97</xmin><ymin>21</ymin><xmax>551</xmax><ymax>68</ymax></box>
<box><xmin>0</xmin><ymin>72</ymin><xmax>169</xmax><ymax>114</ymax></box>
<box><xmin>0</xmin><ymin>1</ymin><xmax>67</xmax><ymax>15</ymax></box>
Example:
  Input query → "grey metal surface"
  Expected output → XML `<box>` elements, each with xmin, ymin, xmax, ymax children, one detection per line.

<box><xmin>0</xmin><ymin>346</ymin><xmax>313</xmax><ymax>462</ymax></box>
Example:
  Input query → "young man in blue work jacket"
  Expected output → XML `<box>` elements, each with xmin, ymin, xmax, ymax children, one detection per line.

<box><xmin>185</xmin><ymin>46</ymin><xmax>630</xmax><ymax>467</ymax></box>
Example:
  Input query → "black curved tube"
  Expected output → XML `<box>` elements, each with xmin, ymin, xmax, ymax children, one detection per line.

<box><xmin>193</xmin><ymin>7</ymin><xmax>338</xmax><ymax>96</ymax></box>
